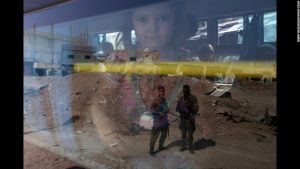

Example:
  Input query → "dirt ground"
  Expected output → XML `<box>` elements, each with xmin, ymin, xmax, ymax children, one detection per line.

<box><xmin>24</xmin><ymin>141</ymin><xmax>87</xmax><ymax>169</ymax></box>
<box><xmin>24</xmin><ymin>73</ymin><xmax>276</xmax><ymax>169</ymax></box>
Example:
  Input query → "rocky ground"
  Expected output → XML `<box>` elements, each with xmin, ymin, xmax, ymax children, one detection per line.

<box><xmin>24</xmin><ymin>73</ymin><xmax>276</xmax><ymax>169</ymax></box>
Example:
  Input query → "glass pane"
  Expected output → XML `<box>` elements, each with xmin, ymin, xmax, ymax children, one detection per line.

<box><xmin>264</xmin><ymin>12</ymin><xmax>277</xmax><ymax>42</ymax></box>
<box><xmin>105</xmin><ymin>32</ymin><xmax>119</xmax><ymax>49</ymax></box>
<box><xmin>24</xmin><ymin>1</ymin><xmax>276</xmax><ymax>168</ymax></box>
<box><xmin>218</xmin><ymin>16</ymin><xmax>243</xmax><ymax>45</ymax></box>
<box><xmin>188</xmin><ymin>20</ymin><xmax>207</xmax><ymax>40</ymax></box>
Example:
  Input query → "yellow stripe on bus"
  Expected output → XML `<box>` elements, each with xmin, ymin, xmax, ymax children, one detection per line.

<box><xmin>73</xmin><ymin>61</ymin><xmax>276</xmax><ymax>78</ymax></box>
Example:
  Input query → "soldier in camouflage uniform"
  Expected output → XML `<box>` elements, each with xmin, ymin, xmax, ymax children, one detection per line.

<box><xmin>176</xmin><ymin>85</ymin><xmax>199</xmax><ymax>154</ymax></box>
<box><xmin>149</xmin><ymin>86</ymin><xmax>170</xmax><ymax>156</ymax></box>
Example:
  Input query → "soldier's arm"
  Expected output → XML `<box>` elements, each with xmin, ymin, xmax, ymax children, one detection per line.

<box><xmin>176</xmin><ymin>97</ymin><xmax>183</xmax><ymax>112</ymax></box>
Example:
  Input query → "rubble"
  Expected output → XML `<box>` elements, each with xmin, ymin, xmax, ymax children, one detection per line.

<box><xmin>24</xmin><ymin>73</ymin><xmax>276</xmax><ymax>169</ymax></box>
<box><xmin>62</xmin><ymin>115</ymin><xmax>80</xmax><ymax>126</ymax></box>
<box><xmin>259</xmin><ymin>108</ymin><xmax>277</xmax><ymax>126</ymax></box>
<box><xmin>109</xmin><ymin>143</ymin><xmax>118</xmax><ymax>147</ymax></box>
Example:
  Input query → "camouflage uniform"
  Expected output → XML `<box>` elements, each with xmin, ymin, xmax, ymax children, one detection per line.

<box><xmin>176</xmin><ymin>94</ymin><xmax>199</xmax><ymax>151</ymax></box>
<box><xmin>149</xmin><ymin>97</ymin><xmax>169</xmax><ymax>155</ymax></box>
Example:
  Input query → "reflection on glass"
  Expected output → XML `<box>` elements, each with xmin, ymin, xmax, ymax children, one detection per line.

<box><xmin>218</xmin><ymin>16</ymin><xmax>244</xmax><ymax>45</ymax></box>
<box><xmin>24</xmin><ymin>0</ymin><xmax>277</xmax><ymax>168</ymax></box>
<box><xmin>264</xmin><ymin>12</ymin><xmax>276</xmax><ymax>42</ymax></box>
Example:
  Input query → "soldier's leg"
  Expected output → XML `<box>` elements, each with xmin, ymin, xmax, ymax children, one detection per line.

<box><xmin>187</xmin><ymin>129</ymin><xmax>194</xmax><ymax>154</ymax></box>
<box><xmin>180</xmin><ymin>129</ymin><xmax>187</xmax><ymax>151</ymax></box>
<box><xmin>158</xmin><ymin>127</ymin><xmax>168</xmax><ymax>150</ymax></box>
<box><xmin>149</xmin><ymin>128</ymin><xmax>159</xmax><ymax>155</ymax></box>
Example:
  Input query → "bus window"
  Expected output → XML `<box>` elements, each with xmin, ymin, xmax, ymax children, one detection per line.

<box><xmin>217</xmin><ymin>55</ymin><xmax>240</xmax><ymax>62</ymax></box>
<box><xmin>131</xmin><ymin>30</ymin><xmax>137</xmax><ymax>45</ymax></box>
<box><xmin>99</xmin><ymin>33</ymin><xmax>104</xmax><ymax>43</ymax></box>
<box><xmin>264</xmin><ymin>12</ymin><xmax>276</xmax><ymax>42</ymax></box>
<box><xmin>218</xmin><ymin>16</ymin><xmax>243</xmax><ymax>45</ymax></box>
<box><xmin>189</xmin><ymin>20</ymin><xmax>207</xmax><ymax>40</ymax></box>
<box><xmin>105</xmin><ymin>32</ymin><xmax>120</xmax><ymax>49</ymax></box>
<box><xmin>24</xmin><ymin>0</ymin><xmax>277</xmax><ymax>168</ymax></box>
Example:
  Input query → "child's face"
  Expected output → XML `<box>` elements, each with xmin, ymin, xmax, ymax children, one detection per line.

<box><xmin>132</xmin><ymin>4</ymin><xmax>175</xmax><ymax>51</ymax></box>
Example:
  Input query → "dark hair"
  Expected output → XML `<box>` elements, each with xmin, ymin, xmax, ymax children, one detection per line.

<box><xmin>183</xmin><ymin>84</ymin><xmax>190</xmax><ymax>90</ymax></box>
<box><xmin>115</xmin><ymin>0</ymin><xmax>195</xmax><ymax>50</ymax></box>
<box><xmin>198</xmin><ymin>42</ymin><xmax>214</xmax><ymax>57</ymax></box>
<box><xmin>256</xmin><ymin>44</ymin><xmax>276</xmax><ymax>60</ymax></box>
<box><xmin>101</xmin><ymin>42</ymin><xmax>114</xmax><ymax>53</ymax></box>
<box><xmin>158</xmin><ymin>85</ymin><xmax>165</xmax><ymax>91</ymax></box>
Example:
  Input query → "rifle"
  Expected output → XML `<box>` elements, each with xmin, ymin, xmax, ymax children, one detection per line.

<box><xmin>169</xmin><ymin>112</ymin><xmax>180</xmax><ymax>122</ymax></box>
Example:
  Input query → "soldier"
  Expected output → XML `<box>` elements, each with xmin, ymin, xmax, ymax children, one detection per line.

<box><xmin>176</xmin><ymin>84</ymin><xmax>199</xmax><ymax>154</ymax></box>
<box><xmin>149</xmin><ymin>86</ymin><xmax>170</xmax><ymax>156</ymax></box>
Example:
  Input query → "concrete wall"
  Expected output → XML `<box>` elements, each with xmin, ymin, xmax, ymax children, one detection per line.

<box><xmin>24</xmin><ymin>62</ymin><xmax>34</xmax><ymax>76</ymax></box>
<box><xmin>24</xmin><ymin>31</ymin><xmax>72</xmax><ymax>64</ymax></box>
<box><xmin>24</xmin><ymin>29</ymin><xmax>96</xmax><ymax>76</ymax></box>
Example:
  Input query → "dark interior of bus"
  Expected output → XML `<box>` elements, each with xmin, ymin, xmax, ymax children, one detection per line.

<box><xmin>24</xmin><ymin>0</ymin><xmax>276</xmax><ymax>70</ymax></box>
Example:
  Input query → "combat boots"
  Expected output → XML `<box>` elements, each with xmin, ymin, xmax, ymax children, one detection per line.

<box><xmin>158</xmin><ymin>145</ymin><xmax>168</xmax><ymax>151</ymax></box>
<box><xmin>179</xmin><ymin>140</ymin><xmax>187</xmax><ymax>151</ymax></box>
<box><xmin>149</xmin><ymin>146</ymin><xmax>155</xmax><ymax>156</ymax></box>
<box><xmin>188</xmin><ymin>146</ymin><xmax>194</xmax><ymax>154</ymax></box>
<box><xmin>179</xmin><ymin>146</ymin><xmax>186</xmax><ymax>151</ymax></box>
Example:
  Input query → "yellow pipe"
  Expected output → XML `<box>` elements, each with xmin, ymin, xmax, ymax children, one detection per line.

<box><xmin>73</xmin><ymin>61</ymin><xmax>276</xmax><ymax>78</ymax></box>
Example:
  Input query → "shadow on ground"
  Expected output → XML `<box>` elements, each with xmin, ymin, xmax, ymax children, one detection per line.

<box><xmin>192</xmin><ymin>138</ymin><xmax>216</xmax><ymax>150</ymax></box>
<box><xmin>66</xmin><ymin>166</ymin><xmax>86</xmax><ymax>169</ymax></box>
<box><xmin>166</xmin><ymin>138</ymin><xmax>216</xmax><ymax>151</ymax></box>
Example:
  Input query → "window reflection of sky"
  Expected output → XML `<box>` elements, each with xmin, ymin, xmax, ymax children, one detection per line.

<box><xmin>264</xmin><ymin>12</ymin><xmax>276</xmax><ymax>42</ymax></box>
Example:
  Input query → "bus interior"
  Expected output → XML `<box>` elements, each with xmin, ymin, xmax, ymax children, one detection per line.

<box><xmin>24</xmin><ymin>0</ymin><xmax>277</xmax><ymax>168</ymax></box>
